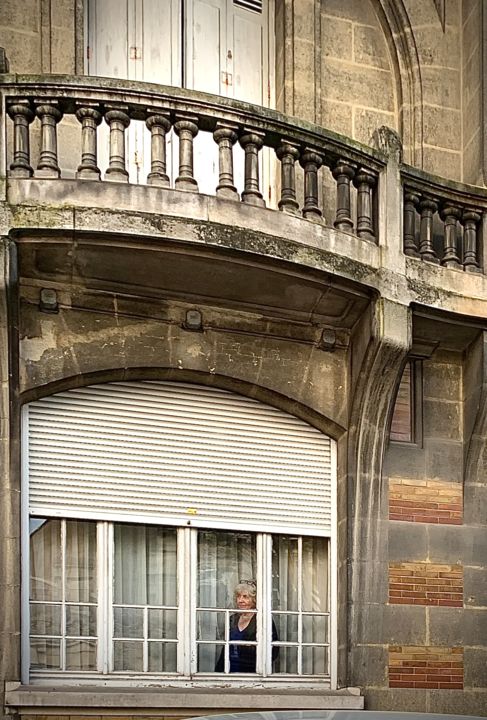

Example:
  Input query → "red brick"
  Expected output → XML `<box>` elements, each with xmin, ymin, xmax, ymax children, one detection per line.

<box><xmin>439</xmin><ymin>682</ymin><xmax>463</xmax><ymax>689</ymax></box>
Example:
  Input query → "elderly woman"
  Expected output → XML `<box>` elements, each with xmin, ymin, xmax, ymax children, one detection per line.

<box><xmin>215</xmin><ymin>579</ymin><xmax>278</xmax><ymax>673</ymax></box>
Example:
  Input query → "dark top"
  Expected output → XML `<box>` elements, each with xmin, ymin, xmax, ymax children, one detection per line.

<box><xmin>215</xmin><ymin>614</ymin><xmax>279</xmax><ymax>673</ymax></box>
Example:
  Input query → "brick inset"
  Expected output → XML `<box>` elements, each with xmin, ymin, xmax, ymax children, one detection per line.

<box><xmin>389</xmin><ymin>479</ymin><xmax>462</xmax><ymax>524</ymax></box>
<box><xmin>389</xmin><ymin>562</ymin><xmax>463</xmax><ymax>607</ymax></box>
<box><xmin>389</xmin><ymin>645</ymin><xmax>464</xmax><ymax>689</ymax></box>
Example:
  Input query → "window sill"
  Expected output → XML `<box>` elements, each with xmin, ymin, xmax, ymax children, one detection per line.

<box><xmin>5</xmin><ymin>682</ymin><xmax>364</xmax><ymax>711</ymax></box>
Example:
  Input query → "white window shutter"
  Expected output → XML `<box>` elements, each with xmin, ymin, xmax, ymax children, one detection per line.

<box><xmin>25</xmin><ymin>382</ymin><xmax>335</xmax><ymax>535</ymax></box>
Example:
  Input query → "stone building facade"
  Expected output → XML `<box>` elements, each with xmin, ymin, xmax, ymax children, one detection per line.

<box><xmin>0</xmin><ymin>0</ymin><xmax>486</xmax><ymax>717</ymax></box>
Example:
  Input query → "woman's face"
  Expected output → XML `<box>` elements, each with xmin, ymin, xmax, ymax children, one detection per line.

<box><xmin>236</xmin><ymin>590</ymin><xmax>256</xmax><ymax>610</ymax></box>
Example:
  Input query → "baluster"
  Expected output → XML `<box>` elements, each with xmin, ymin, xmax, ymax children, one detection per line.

<box><xmin>299</xmin><ymin>148</ymin><xmax>323</xmax><ymax>221</ymax></box>
<box><xmin>75</xmin><ymin>104</ymin><xmax>102</xmax><ymax>180</ymax></box>
<box><xmin>439</xmin><ymin>204</ymin><xmax>461</xmax><ymax>269</ymax></box>
<box><xmin>353</xmin><ymin>168</ymin><xmax>376</xmax><ymax>241</ymax></box>
<box><xmin>332</xmin><ymin>158</ymin><xmax>355</xmax><ymax>231</ymax></box>
<box><xmin>35</xmin><ymin>100</ymin><xmax>62</xmax><ymax>178</ymax></box>
<box><xmin>239</xmin><ymin>130</ymin><xmax>265</xmax><ymax>207</ymax></box>
<box><xmin>418</xmin><ymin>197</ymin><xmax>439</xmax><ymax>263</ymax></box>
<box><xmin>213</xmin><ymin>122</ymin><xmax>239</xmax><ymax>200</ymax></box>
<box><xmin>276</xmin><ymin>141</ymin><xmax>300</xmax><ymax>214</ymax></box>
<box><xmin>403</xmin><ymin>191</ymin><xmax>420</xmax><ymax>257</ymax></box>
<box><xmin>7</xmin><ymin>100</ymin><xmax>34</xmax><ymax>178</ymax></box>
<box><xmin>104</xmin><ymin>107</ymin><xmax>130</xmax><ymax>182</ymax></box>
<box><xmin>462</xmin><ymin>210</ymin><xmax>481</xmax><ymax>273</ymax></box>
<box><xmin>146</xmin><ymin>112</ymin><xmax>171</xmax><ymax>187</ymax></box>
<box><xmin>174</xmin><ymin>116</ymin><xmax>199</xmax><ymax>191</ymax></box>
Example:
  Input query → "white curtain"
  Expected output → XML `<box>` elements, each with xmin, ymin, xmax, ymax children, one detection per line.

<box><xmin>30</xmin><ymin>518</ymin><xmax>97</xmax><ymax>671</ymax></box>
<box><xmin>113</xmin><ymin>523</ymin><xmax>177</xmax><ymax>672</ymax></box>
<box><xmin>197</xmin><ymin>530</ymin><xmax>256</xmax><ymax>671</ymax></box>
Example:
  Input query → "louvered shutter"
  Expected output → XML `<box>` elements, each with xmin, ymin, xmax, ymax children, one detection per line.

<box><xmin>25</xmin><ymin>382</ymin><xmax>335</xmax><ymax>535</ymax></box>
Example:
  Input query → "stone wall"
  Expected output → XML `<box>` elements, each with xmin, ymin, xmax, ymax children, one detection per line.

<box><xmin>462</xmin><ymin>0</ymin><xmax>483</xmax><ymax>184</ymax></box>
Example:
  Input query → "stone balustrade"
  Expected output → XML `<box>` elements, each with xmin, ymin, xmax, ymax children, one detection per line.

<box><xmin>401</xmin><ymin>167</ymin><xmax>487</xmax><ymax>273</ymax></box>
<box><xmin>2</xmin><ymin>76</ymin><xmax>487</xmax><ymax>275</ymax></box>
<box><xmin>1</xmin><ymin>75</ymin><xmax>384</xmax><ymax>244</ymax></box>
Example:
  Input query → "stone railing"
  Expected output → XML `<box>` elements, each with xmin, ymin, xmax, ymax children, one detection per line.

<box><xmin>401</xmin><ymin>165</ymin><xmax>487</xmax><ymax>273</ymax></box>
<box><xmin>1</xmin><ymin>75</ymin><xmax>385</xmax><ymax>243</ymax></box>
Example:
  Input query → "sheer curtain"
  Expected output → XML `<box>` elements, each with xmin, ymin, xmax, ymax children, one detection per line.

<box><xmin>197</xmin><ymin>530</ymin><xmax>256</xmax><ymax>671</ymax></box>
<box><xmin>113</xmin><ymin>523</ymin><xmax>177</xmax><ymax>672</ymax></box>
<box><xmin>272</xmin><ymin>534</ymin><xmax>328</xmax><ymax>675</ymax></box>
<box><xmin>30</xmin><ymin>518</ymin><xmax>97</xmax><ymax>671</ymax></box>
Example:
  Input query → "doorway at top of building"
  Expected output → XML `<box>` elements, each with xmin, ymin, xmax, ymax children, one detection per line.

<box><xmin>85</xmin><ymin>0</ymin><xmax>275</xmax><ymax>200</ymax></box>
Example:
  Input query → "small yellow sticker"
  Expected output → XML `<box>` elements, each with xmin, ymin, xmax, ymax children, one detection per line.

<box><xmin>187</xmin><ymin>508</ymin><xmax>198</xmax><ymax>515</ymax></box>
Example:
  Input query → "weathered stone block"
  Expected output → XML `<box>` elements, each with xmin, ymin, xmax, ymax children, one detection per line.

<box><xmin>364</xmin><ymin>688</ymin><xmax>428</xmax><ymax>712</ymax></box>
<box><xmin>426</xmin><ymin>524</ymin><xmax>465</xmax><ymax>564</ymax></box>
<box><xmin>463</xmin><ymin>484</ymin><xmax>487</xmax><ymax>526</ymax></box>
<box><xmin>321</xmin><ymin>14</ymin><xmax>352</xmax><ymax>61</ymax></box>
<box><xmin>464</xmin><ymin>648</ymin><xmax>487</xmax><ymax>688</ymax></box>
<box><xmin>0</xmin><ymin>0</ymin><xmax>39</xmax><ymax>31</ymax></box>
<box><xmin>353</xmin><ymin>25</ymin><xmax>391</xmax><ymax>71</ymax></box>
<box><xmin>350</xmin><ymin>645</ymin><xmax>388</xmax><ymax>686</ymax></box>
<box><xmin>464</xmin><ymin>565</ymin><xmax>487</xmax><ymax>607</ymax></box>
<box><xmin>389</xmin><ymin>522</ymin><xmax>428</xmax><ymax>562</ymax></box>
<box><xmin>353</xmin><ymin>108</ymin><xmax>397</xmax><ymax>148</ymax></box>
<box><xmin>322</xmin><ymin>58</ymin><xmax>395</xmax><ymax>112</ymax></box>
<box><xmin>421</xmin><ymin>67</ymin><xmax>461</xmax><ymax>110</ymax></box>
<box><xmin>423</xmin><ymin>399</ymin><xmax>462</xmax><ymax>441</ymax></box>
<box><xmin>424</xmin><ymin>440</ymin><xmax>463</xmax><ymax>484</ymax></box>
<box><xmin>429</xmin><ymin>607</ymin><xmax>487</xmax><ymax>645</ymax></box>
<box><xmin>423</xmin><ymin>105</ymin><xmax>462</xmax><ymax>152</ymax></box>
<box><xmin>413</xmin><ymin>26</ymin><xmax>461</xmax><ymax>69</ymax></box>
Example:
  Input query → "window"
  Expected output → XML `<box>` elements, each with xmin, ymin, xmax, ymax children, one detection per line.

<box><xmin>23</xmin><ymin>381</ymin><xmax>336</xmax><ymax>685</ymax></box>
<box><xmin>390</xmin><ymin>360</ymin><xmax>423</xmax><ymax>444</ymax></box>
<box><xmin>29</xmin><ymin>521</ymin><xmax>330</xmax><ymax>678</ymax></box>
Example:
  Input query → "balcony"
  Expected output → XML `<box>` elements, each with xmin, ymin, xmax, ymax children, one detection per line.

<box><xmin>1</xmin><ymin>74</ymin><xmax>487</xmax><ymax>324</ymax></box>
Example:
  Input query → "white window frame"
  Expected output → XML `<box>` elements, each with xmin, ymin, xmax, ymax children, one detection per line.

<box><xmin>22</xmin><ymin>520</ymin><xmax>337</xmax><ymax>687</ymax></box>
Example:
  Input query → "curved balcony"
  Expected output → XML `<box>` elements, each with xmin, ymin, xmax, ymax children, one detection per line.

<box><xmin>1</xmin><ymin>74</ymin><xmax>487</xmax><ymax>321</ymax></box>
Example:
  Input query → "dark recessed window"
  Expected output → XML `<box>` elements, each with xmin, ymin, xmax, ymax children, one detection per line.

<box><xmin>390</xmin><ymin>360</ymin><xmax>422</xmax><ymax>444</ymax></box>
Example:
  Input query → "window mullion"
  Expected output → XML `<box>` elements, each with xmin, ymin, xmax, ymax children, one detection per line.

<box><xmin>297</xmin><ymin>535</ymin><xmax>302</xmax><ymax>676</ymax></box>
<box><xmin>257</xmin><ymin>532</ymin><xmax>269</xmax><ymax>676</ymax></box>
<box><xmin>187</xmin><ymin>527</ymin><xmax>197</xmax><ymax>676</ymax></box>
<box><xmin>106</xmin><ymin>521</ymin><xmax>114</xmax><ymax>673</ymax></box>
<box><xmin>61</xmin><ymin>519</ymin><xmax>67</xmax><ymax>671</ymax></box>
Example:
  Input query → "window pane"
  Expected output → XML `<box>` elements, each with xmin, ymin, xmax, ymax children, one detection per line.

<box><xmin>148</xmin><ymin>608</ymin><xmax>177</xmax><ymax>639</ymax></box>
<box><xmin>302</xmin><ymin>537</ymin><xmax>328</xmax><ymax>612</ymax></box>
<box><xmin>30</xmin><ymin>519</ymin><xmax>62</xmax><ymax>602</ymax></box>
<box><xmin>197</xmin><ymin>610</ymin><xmax>225</xmax><ymax>641</ymax></box>
<box><xmin>272</xmin><ymin>645</ymin><xmax>298</xmax><ymax>674</ymax></box>
<box><xmin>30</xmin><ymin>638</ymin><xmax>60</xmax><ymax>669</ymax></box>
<box><xmin>302</xmin><ymin>645</ymin><xmax>328</xmax><ymax>675</ymax></box>
<box><xmin>114</xmin><ymin>524</ymin><xmax>177</xmax><ymax>606</ymax></box>
<box><xmin>113</xmin><ymin>640</ymin><xmax>143</xmax><ymax>671</ymax></box>
<box><xmin>113</xmin><ymin>607</ymin><xmax>144</xmax><ymax>638</ymax></box>
<box><xmin>272</xmin><ymin>535</ymin><xmax>298</xmax><ymax>610</ymax></box>
<box><xmin>66</xmin><ymin>639</ymin><xmax>97</xmax><ymax>670</ymax></box>
<box><xmin>272</xmin><ymin>613</ymin><xmax>298</xmax><ymax>642</ymax></box>
<box><xmin>302</xmin><ymin>614</ymin><xmax>328</xmax><ymax>643</ymax></box>
<box><xmin>197</xmin><ymin>644</ymin><xmax>224</xmax><ymax>672</ymax></box>
<box><xmin>66</xmin><ymin>605</ymin><xmax>97</xmax><ymax>637</ymax></box>
<box><xmin>66</xmin><ymin>520</ymin><xmax>97</xmax><ymax>603</ymax></box>
<box><xmin>197</xmin><ymin>530</ymin><xmax>256</xmax><ymax>609</ymax></box>
<box><xmin>30</xmin><ymin>604</ymin><xmax>62</xmax><ymax>636</ymax></box>
<box><xmin>390</xmin><ymin>362</ymin><xmax>413</xmax><ymax>442</ymax></box>
<box><xmin>148</xmin><ymin>642</ymin><xmax>177</xmax><ymax>672</ymax></box>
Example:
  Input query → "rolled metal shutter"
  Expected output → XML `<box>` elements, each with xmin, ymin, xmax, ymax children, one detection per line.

<box><xmin>25</xmin><ymin>382</ymin><xmax>335</xmax><ymax>535</ymax></box>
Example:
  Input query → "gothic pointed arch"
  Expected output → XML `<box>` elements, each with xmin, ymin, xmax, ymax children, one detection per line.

<box><xmin>373</xmin><ymin>0</ymin><xmax>424</xmax><ymax>167</ymax></box>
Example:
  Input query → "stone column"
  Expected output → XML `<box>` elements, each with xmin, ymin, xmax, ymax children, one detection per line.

<box><xmin>276</xmin><ymin>141</ymin><xmax>300</xmax><ymax>214</ymax></box>
<box><xmin>332</xmin><ymin>158</ymin><xmax>355</xmax><ymax>232</ymax></box>
<box><xmin>174</xmin><ymin>117</ymin><xmax>199</xmax><ymax>191</ymax></box>
<box><xmin>146</xmin><ymin>112</ymin><xmax>171</xmax><ymax>187</ymax></box>
<box><xmin>35</xmin><ymin>100</ymin><xmax>62</xmax><ymax>178</ymax></box>
<box><xmin>418</xmin><ymin>197</ymin><xmax>439</xmax><ymax>263</ymax></box>
<box><xmin>75</xmin><ymin>105</ymin><xmax>102</xmax><ymax>180</ymax></box>
<box><xmin>462</xmin><ymin>210</ymin><xmax>481</xmax><ymax>273</ymax></box>
<box><xmin>299</xmin><ymin>148</ymin><xmax>323</xmax><ymax>221</ymax></box>
<box><xmin>403</xmin><ymin>191</ymin><xmax>420</xmax><ymax>257</ymax></box>
<box><xmin>439</xmin><ymin>204</ymin><xmax>461</xmax><ymax>269</ymax></box>
<box><xmin>104</xmin><ymin>107</ymin><xmax>130</xmax><ymax>182</ymax></box>
<box><xmin>213</xmin><ymin>122</ymin><xmax>239</xmax><ymax>201</ymax></box>
<box><xmin>7</xmin><ymin>101</ymin><xmax>34</xmax><ymax>179</ymax></box>
<box><xmin>354</xmin><ymin>168</ymin><xmax>376</xmax><ymax>241</ymax></box>
<box><xmin>239</xmin><ymin>130</ymin><xmax>266</xmax><ymax>207</ymax></box>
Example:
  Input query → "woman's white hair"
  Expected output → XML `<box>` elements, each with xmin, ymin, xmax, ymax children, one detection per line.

<box><xmin>234</xmin><ymin>580</ymin><xmax>257</xmax><ymax>600</ymax></box>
